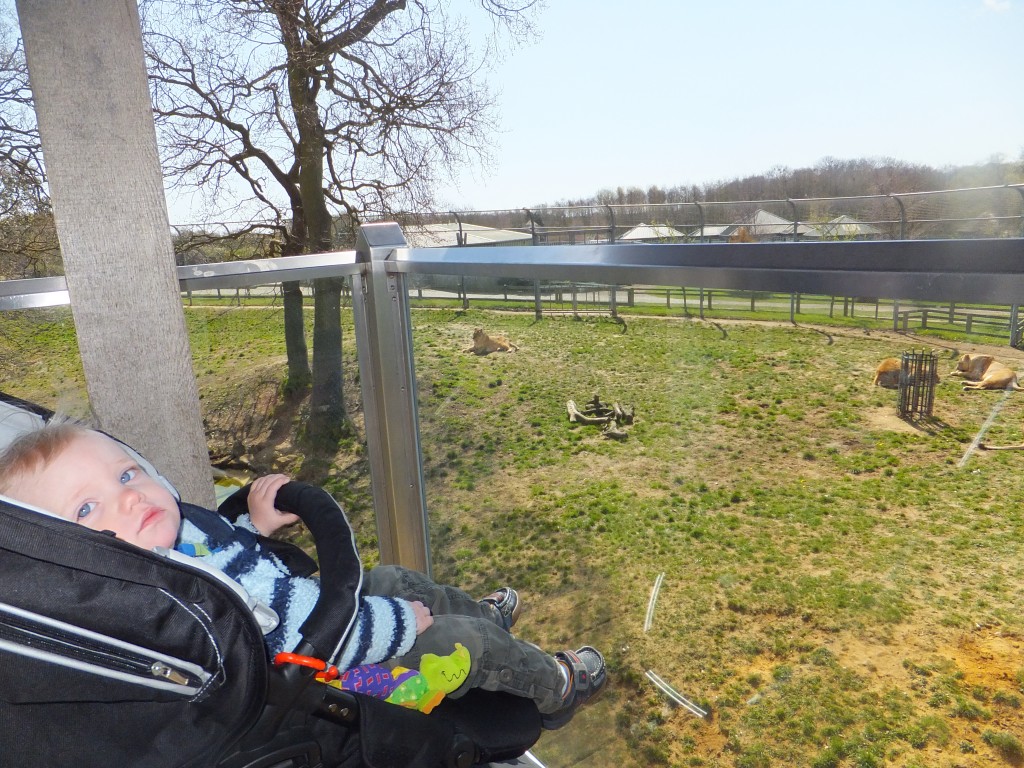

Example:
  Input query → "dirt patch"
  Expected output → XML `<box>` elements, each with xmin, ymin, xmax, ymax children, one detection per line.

<box><xmin>946</xmin><ymin>628</ymin><xmax>1024</xmax><ymax>694</ymax></box>
<box><xmin>863</xmin><ymin>406</ymin><xmax>928</xmax><ymax>434</ymax></box>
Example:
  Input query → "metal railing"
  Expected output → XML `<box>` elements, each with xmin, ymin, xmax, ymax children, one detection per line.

<box><xmin>3</xmin><ymin>227</ymin><xmax>1024</xmax><ymax>571</ymax></box>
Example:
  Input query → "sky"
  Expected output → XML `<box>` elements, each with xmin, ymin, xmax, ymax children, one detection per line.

<box><xmin>433</xmin><ymin>0</ymin><xmax>1024</xmax><ymax>212</ymax></box>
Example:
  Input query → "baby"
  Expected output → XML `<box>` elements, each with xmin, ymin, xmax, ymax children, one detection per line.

<box><xmin>0</xmin><ymin>421</ymin><xmax>606</xmax><ymax>729</ymax></box>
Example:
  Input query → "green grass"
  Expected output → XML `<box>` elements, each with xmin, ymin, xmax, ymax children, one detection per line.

<box><xmin>4</xmin><ymin>304</ymin><xmax>1024</xmax><ymax>767</ymax></box>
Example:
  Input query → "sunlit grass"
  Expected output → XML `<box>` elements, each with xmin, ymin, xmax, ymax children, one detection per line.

<box><xmin>5</xmin><ymin>303</ymin><xmax>1024</xmax><ymax>767</ymax></box>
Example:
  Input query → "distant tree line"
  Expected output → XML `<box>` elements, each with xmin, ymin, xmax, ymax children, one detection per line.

<box><xmin>549</xmin><ymin>156</ymin><xmax>1024</xmax><ymax>210</ymax></box>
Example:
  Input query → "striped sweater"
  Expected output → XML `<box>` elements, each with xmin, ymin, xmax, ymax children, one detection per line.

<box><xmin>176</xmin><ymin>511</ymin><xmax>416</xmax><ymax>670</ymax></box>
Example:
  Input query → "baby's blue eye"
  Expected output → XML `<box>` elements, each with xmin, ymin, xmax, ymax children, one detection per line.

<box><xmin>120</xmin><ymin>469</ymin><xmax>137</xmax><ymax>484</ymax></box>
<box><xmin>76</xmin><ymin>502</ymin><xmax>96</xmax><ymax>520</ymax></box>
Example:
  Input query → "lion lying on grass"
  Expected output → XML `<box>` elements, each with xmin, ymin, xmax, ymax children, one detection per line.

<box><xmin>465</xmin><ymin>328</ymin><xmax>518</xmax><ymax>355</ymax></box>
<box><xmin>872</xmin><ymin>357</ymin><xmax>940</xmax><ymax>389</ymax></box>
<box><xmin>949</xmin><ymin>353</ymin><xmax>1023</xmax><ymax>391</ymax></box>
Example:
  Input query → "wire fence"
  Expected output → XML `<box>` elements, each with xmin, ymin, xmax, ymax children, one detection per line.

<box><xmin>384</xmin><ymin>184</ymin><xmax>1024</xmax><ymax>247</ymax></box>
<box><xmin>169</xmin><ymin>183</ymin><xmax>1024</xmax><ymax>249</ymax></box>
<box><xmin>167</xmin><ymin>183</ymin><xmax>1024</xmax><ymax>344</ymax></box>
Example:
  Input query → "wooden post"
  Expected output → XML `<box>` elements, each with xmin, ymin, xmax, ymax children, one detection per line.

<box><xmin>17</xmin><ymin>0</ymin><xmax>214</xmax><ymax>507</ymax></box>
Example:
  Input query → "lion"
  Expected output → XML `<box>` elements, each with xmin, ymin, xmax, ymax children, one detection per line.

<box><xmin>872</xmin><ymin>358</ymin><xmax>901</xmax><ymax>389</ymax></box>
<box><xmin>872</xmin><ymin>357</ymin><xmax>939</xmax><ymax>389</ymax></box>
<box><xmin>465</xmin><ymin>328</ymin><xmax>518</xmax><ymax>355</ymax></box>
<box><xmin>949</xmin><ymin>353</ymin><xmax>1023</xmax><ymax>391</ymax></box>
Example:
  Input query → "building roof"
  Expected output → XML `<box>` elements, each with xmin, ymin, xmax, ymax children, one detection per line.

<box><xmin>684</xmin><ymin>210</ymin><xmax>820</xmax><ymax>240</ymax></box>
<box><xmin>725</xmin><ymin>209</ymin><xmax>820</xmax><ymax>237</ymax></box>
<box><xmin>803</xmin><ymin>214</ymin><xmax>883</xmax><ymax>239</ymax></box>
<box><xmin>687</xmin><ymin>224</ymin><xmax>733</xmax><ymax>238</ymax></box>
<box><xmin>402</xmin><ymin>222</ymin><xmax>532</xmax><ymax>248</ymax></box>
<box><xmin>618</xmin><ymin>223</ymin><xmax>689</xmax><ymax>241</ymax></box>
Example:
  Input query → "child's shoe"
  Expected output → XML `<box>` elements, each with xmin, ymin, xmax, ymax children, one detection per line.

<box><xmin>478</xmin><ymin>586</ymin><xmax>521</xmax><ymax>631</ymax></box>
<box><xmin>541</xmin><ymin>646</ymin><xmax>607</xmax><ymax>730</ymax></box>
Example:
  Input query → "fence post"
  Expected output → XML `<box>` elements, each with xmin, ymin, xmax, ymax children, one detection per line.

<box><xmin>1011</xmin><ymin>304</ymin><xmax>1021</xmax><ymax>347</ymax></box>
<box><xmin>351</xmin><ymin>222</ymin><xmax>431</xmax><ymax>575</ymax></box>
<box><xmin>534</xmin><ymin>280</ymin><xmax>542</xmax><ymax>320</ymax></box>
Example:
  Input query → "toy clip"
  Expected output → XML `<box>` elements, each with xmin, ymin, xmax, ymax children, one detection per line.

<box><xmin>273</xmin><ymin>652</ymin><xmax>340</xmax><ymax>683</ymax></box>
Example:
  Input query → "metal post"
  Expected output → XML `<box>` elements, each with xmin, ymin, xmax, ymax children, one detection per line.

<box><xmin>1012</xmin><ymin>185</ymin><xmax>1024</xmax><ymax>238</ymax></box>
<box><xmin>890</xmin><ymin>194</ymin><xmax>907</xmax><ymax>240</ymax></box>
<box><xmin>453</xmin><ymin>211</ymin><xmax>465</xmax><ymax>246</ymax></box>
<box><xmin>351</xmin><ymin>223</ymin><xmax>431</xmax><ymax>575</ymax></box>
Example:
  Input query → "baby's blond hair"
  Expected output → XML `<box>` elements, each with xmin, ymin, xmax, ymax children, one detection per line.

<box><xmin>0</xmin><ymin>418</ymin><xmax>93</xmax><ymax>496</ymax></box>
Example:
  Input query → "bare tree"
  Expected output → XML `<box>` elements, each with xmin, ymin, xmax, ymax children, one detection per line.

<box><xmin>141</xmin><ymin>0</ymin><xmax>542</xmax><ymax>443</ymax></box>
<box><xmin>0</xmin><ymin>11</ymin><xmax>58</xmax><ymax>280</ymax></box>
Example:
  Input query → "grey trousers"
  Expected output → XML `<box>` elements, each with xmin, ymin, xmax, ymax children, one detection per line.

<box><xmin>361</xmin><ymin>565</ymin><xmax>564</xmax><ymax>713</ymax></box>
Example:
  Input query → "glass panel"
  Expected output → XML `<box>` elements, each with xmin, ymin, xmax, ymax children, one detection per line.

<box><xmin>410</xmin><ymin>271</ymin><xmax>1024</xmax><ymax>766</ymax></box>
<box><xmin>0</xmin><ymin>307</ymin><xmax>88</xmax><ymax>416</ymax></box>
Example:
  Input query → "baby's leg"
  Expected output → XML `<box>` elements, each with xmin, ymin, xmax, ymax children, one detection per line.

<box><xmin>394</xmin><ymin>613</ymin><xmax>565</xmax><ymax>713</ymax></box>
<box><xmin>363</xmin><ymin>564</ymin><xmax>495</xmax><ymax>622</ymax></box>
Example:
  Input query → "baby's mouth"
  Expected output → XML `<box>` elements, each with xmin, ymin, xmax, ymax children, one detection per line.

<box><xmin>140</xmin><ymin>506</ymin><xmax>164</xmax><ymax>529</ymax></box>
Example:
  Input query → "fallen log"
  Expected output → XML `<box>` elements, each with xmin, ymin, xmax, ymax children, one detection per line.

<box><xmin>602</xmin><ymin>423</ymin><xmax>629</xmax><ymax>441</ymax></box>
<box><xmin>567</xmin><ymin>399</ymin><xmax>613</xmax><ymax>425</ymax></box>
<box><xmin>613</xmin><ymin>402</ymin><xmax>635</xmax><ymax>425</ymax></box>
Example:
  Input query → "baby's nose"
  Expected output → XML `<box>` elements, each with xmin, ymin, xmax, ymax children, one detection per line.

<box><xmin>119</xmin><ymin>486</ymin><xmax>145</xmax><ymax>512</ymax></box>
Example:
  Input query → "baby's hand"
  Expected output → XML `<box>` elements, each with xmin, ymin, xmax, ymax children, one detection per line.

<box><xmin>247</xmin><ymin>474</ymin><xmax>300</xmax><ymax>536</ymax></box>
<box><xmin>410</xmin><ymin>600</ymin><xmax>433</xmax><ymax>635</ymax></box>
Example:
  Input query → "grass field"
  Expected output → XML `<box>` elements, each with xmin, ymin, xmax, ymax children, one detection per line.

<box><xmin>3</xmin><ymin>304</ymin><xmax>1024</xmax><ymax>767</ymax></box>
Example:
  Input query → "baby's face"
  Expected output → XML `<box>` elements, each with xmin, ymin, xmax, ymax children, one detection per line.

<box><xmin>9</xmin><ymin>430</ymin><xmax>181</xmax><ymax>550</ymax></box>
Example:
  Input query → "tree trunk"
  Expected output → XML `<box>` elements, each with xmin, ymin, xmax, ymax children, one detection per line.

<box><xmin>17</xmin><ymin>0</ymin><xmax>215</xmax><ymax>507</ymax></box>
<box><xmin>284</xmin><ymin>21</ymin><xmax>345</xmax><ymax>442</ymax></box>
<box><xmin>281</xmin><ymin>280</ymin><xmax>311</xmax><ymax>394</ymax></box>
<box><xmin>309</xmin><ymin>276</ymin><xmax>346</xmax><ymax>439</ymax></box>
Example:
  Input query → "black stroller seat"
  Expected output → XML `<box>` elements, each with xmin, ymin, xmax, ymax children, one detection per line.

<box><xmin>0</xmin><ymin>393</ymin><xmax>541</xmax><ymax>767</ymax></box>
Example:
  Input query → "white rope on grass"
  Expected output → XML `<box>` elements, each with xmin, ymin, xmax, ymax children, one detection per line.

<box><xmin>958</xmin><ymin>388</ymin><xmax>1014</xmax><ymax>468</ymax></box>
<box><xmin>518</xmin><ymin>750</ymin><xmax>548</xmax><ymax>767</ymax></box>
<box><xmin>644</xmin><ymin>572</ymin><xmax>664</xmax><ymax>632</ymax></box>
<box><xmin>645</xmin><ymin>669</ymin><xmax>708</xmax><ymax>719</ymax></box>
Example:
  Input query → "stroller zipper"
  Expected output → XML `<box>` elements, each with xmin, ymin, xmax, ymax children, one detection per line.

<box><xmin>0</xmin><ymin>600</ymin><xmax>211</xmax><ymax>696</ymax></box>
<box><xmin>150</xmin><ymin>661</ymin><xmax>190</xmax><ymax>685</ymax></box>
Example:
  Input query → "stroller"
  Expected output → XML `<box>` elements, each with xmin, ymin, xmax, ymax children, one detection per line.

<box><xmin>0</xmin><ymin>393</ymin><xmax>541</xmax><ymax>767</ymax></box>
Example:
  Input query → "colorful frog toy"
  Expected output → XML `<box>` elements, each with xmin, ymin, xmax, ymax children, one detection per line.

<box><xmin>327</xmin><ymin>643</ymin><xmax>471</xmax><ymax>714</ymax></box>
